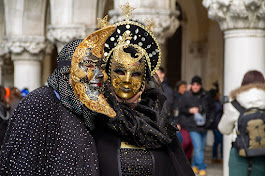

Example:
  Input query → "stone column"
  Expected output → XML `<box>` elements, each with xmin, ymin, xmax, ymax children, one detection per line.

<box><xmin>203</xmin><ymin>0</ymin><xmax>265</xmax><ymax>175</ymax></box>
<box><xmin>109</xmin><ymin>0</ymin><xmax>180</xmax><ymax>69</ymax></box>
<box><xmin>0</xmin><ymin>42</ymin><xmax>8</xmax><ymax>85</ymax></box>
<box><xmin>42</xmin><ymin>42</ymin><xmax>54</xmax><ymax>85</ymax></box>
<box><xmin>0</xmin><ymin>0</ymin><xmax>6</xmax><ymax>85</ymax></box>
<box><xmin>47</xmin><ymin>0</ymin><xmax>98</xmax><ymax>52</ymax></box>
<box><xmin>4</xmin><ymin>0</ymin><xmax>47</xmax><ymax>91</ymax></box>
<box><xmin>0</xmin><ymin>56</ymin><xmax>4</xmax><ymax>85</ymax></box>
<box><xmin>6</xmin><ymin>36</ymin><xmax>46</xmax><ymax>91</ymax></box>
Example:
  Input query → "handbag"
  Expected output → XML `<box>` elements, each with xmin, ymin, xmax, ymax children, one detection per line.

<box><xmin>194</xmin><ymin>113</ymin><xmax>206</xmax><ymax>126</ymax></box>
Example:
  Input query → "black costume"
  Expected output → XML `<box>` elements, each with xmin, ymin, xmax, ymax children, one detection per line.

<box><xmin>178</xmin><ymin>89</ymin><xmax>215</xmax><ymax>132</ymax></box>
<box><xmin>0</xmin><ymin>40</ymin><xmax>100</xmax><ymax>176</ymax></box>
<box><xmin>93</xmin><ymin>6</ymin><xmax>195</xmax><ymax>173</ymax></box>
<box><xmin>162</xmin><ymin>78</ymin><xmax>175</xmax><ymax>112</ymax></box>
<box><xmin>0</xmin><ymin>101</ymin><xmax>9</xmax><ymax>147</ymax></box>
<box><xmin>92</xmin><ymin>81</ymin><xmax>195</xmax><ymax>175</ymax></box>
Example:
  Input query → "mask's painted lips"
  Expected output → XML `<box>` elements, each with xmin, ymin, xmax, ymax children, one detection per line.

<box><xmin>90</xmin><ymin>82</ymin><xmax>102</xmax><ymax>87</ymax></box>
<box><xmin>122</xmin><ymin>87</ymin><xmax>131</xmax><ymax>93</ymax></box>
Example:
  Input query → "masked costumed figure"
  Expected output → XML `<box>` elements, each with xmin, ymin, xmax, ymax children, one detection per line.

<box><xmin>0</xmin><ymin>25</ymin><xmax>116</xmax><ymax>176</ymax></box>
<box><xmin>91</xmin><ymin>3</ymin><xmax>195</xmax><ymax>176</ymax></box>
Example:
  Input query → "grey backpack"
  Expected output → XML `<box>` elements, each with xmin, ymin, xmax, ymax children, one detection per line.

<box><xmin>231</xmin><ymin>100</ymin><xmax>265</xmax><ymax>157</ymax></box>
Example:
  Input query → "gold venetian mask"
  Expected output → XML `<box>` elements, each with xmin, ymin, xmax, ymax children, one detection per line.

<box><xmin>104</xmin><ymin>4</ymin><xmax>162</xmax><ymax>101</ymax></box>
<box><xmin>71</xmin><ymin>25</ymin><xmax>117</xmax><ymax>118</ymax></box>
<box><xmin>110</xmin><ymin>44</ymin><xmax>145</xmax><ymax>100</ymax></box>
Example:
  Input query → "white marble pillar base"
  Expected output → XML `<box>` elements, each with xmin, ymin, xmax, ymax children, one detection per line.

<box><xmin>12</xmin><ymin>52</ymin><xmax>43</xmax><ymax>91</ymax></box>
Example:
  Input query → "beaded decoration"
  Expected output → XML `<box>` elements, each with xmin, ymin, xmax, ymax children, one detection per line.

<box><xmin>104</xmin><ymin>2</ymin><xmax>161</xmax><ymax>77</ymax></box>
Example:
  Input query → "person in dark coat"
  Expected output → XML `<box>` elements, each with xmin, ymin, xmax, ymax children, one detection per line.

<box><xmin>173</xmin><ymin>81</ymin><xmax>193</xmax><ymax>163</ymax></box>
<box><xmin>173</xmin><ymin>80</ymin><xmax>187</xmax><ymax>119</ymax></box>
<box><xmin>178</xmin><ymin>75</ymin><xmax>215</xmax><ymax>176</ymax></box>
<box><xmin>0</xmin><ymin>24</ymin><xmax>117</xmax><ymax>175</ymax></box>
<box><xmin>93</xmin><ymin>4</ymin><xmax>195</xmax><ymax>175</ymax></box>
<box><xmin>156</xmin><ymin>67</ymin><xmax>175</xmax><ymax>114</ymax></box>
<box><xmin>208</xmin><ymin>82</ymin><xmax>223</xmax><ymax>163</ymax></box>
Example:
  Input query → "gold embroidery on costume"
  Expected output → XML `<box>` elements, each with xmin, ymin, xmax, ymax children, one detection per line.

<box><xmin>120</xmin><ymin>142</ymin><xmax>145</xmax><ymax>149</ymax></box>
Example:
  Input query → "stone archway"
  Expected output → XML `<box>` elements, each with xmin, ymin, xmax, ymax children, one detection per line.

<box><xmin>168</xmin><ymin>0</ymin><xmax>224</xmax><ymax>92</ymax></box>
<box><xmin>165</xmin><ymin>2</ymin><xmax>183</xmax><ymax>88</ymax></box>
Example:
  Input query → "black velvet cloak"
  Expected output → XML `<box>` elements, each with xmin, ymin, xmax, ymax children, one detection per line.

<box><xmin>0</xmin><ymin>86</ymin><xmax>100</xmax><ymax>176</ymax></box>
<box><xmin>91</xmin><ymin>81</ymin><xmax>195</xmax><ymax>176</ymax></box>
<box><xmin>0</xmin><ymin>40</ymin><xmax>100</xmax><ymax>175</ymax></box>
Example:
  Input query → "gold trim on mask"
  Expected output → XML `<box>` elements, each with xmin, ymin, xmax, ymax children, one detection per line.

<box><xmin>104</xmin><ymin>24</ymin><xmax>161</xmax><ymax>77</ymax></box>
<box><xmin>71</xmin><ymin>25</ymin><xmax>117</xmax><ymax>118</ymax></box>
<box><xmin>109</xmin><ymin>33</ymin><xmax>147</xmax><ymax>100</ymax></box>
<box><xmin>111</xmin><ymin>58</ymin><xmax>145</xmax><ymax>100</ymax></box>
<box><xmin>113</xmin><ymin>32</ymin><xmax>145</xmax><ymax>66</ymax></box>
<box><xmin>74</xmin><ymin>82</ymin><xmax>116</xmax><ymax>118</ymax></box>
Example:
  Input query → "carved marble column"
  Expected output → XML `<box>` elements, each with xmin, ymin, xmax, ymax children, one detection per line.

<box><xmin>4</xmin><ymin>0</ymin><xmax>47</xmax><ymax>90</ymax></box>
<box><xmin>6</xmin><ymin>36</ymin><xmax>46</xmax><ymax>91</ymax></box>
<box><xmin>109</xmin><ymin>0</ymin><xmax>180</xmax><ymax>68</ymax></box>
<box><xmin>47</xmin><ymin>25</ymin><xmax>96</xmax><ymax>52</ymax></box>
<box><xmin>203</xmin><ymin>1</ymin><xmax>265</xmax><ymax>175</ymax></box>
<box><xmin>47</xmin><ymin>0</ymin><xmax>98</xmax><ymax>52</ymax></box>
<box><xmin>42</xmin><ymin>42</ymin><xmax>54</xmax><ymax>84</ymax></box>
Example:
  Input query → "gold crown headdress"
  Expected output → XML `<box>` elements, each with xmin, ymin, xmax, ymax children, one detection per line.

<box><xmin>113</xmin><ymin>31</ymin><xmax>146</xmax><ymax>66</ymax></box>
<box><xmin>104</xmin><ymin>2</ymin><xmax>161</xmax><ymax>76</ymax></box>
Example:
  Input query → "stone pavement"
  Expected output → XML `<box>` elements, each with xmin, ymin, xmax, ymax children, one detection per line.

<box><xmin>195</xmin><ymin>145</ymin><xmax>223</xmax><ymax>176</ymax></box>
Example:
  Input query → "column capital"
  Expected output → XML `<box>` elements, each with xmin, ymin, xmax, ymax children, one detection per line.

<box><xmin>203</xmin><ymin>0</ymin><xmax>265</xmax><ymax>31</ymax></box>
<box><xmin>11</xmin><ymin>51</ymin><xmax>44</xmax><ymax>62</ymax></box>
<box><xmin>45</xmin><ymin>42</ymin><xmax>55</xmax><ymax>55</ymax></box>
<box><xmin>5</xmin><ymin>36</ymin><xmax>47</xmax><ymax>54</ymax></box>
<box><xmin>47</xmin><ymin>25</ymin><xmax>95</xmax><ymax>52</ymax></box>
<box><xmin>109</xmin><ymin>8</ymin><xmax>180</xmax><ymax>44</ymax></box>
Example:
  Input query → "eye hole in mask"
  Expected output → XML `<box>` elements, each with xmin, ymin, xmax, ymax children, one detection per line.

<box><xmin>131</xmin><ymin>71</ymin><xmax>142</xmax><ymax>77</ymax></box>
<box><xmin>114</xmin><ymin>69</ymin><xmax>125</xmax><ymax>75</ymax></box>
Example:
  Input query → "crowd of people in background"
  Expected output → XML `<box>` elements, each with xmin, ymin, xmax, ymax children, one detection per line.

<box><xmin>157</xmin><ymin>67</ymin><xmax>223</xmax><ymax>176</ymax></box>
<box><xmin>0</xmin><ymin>87</ymin><xmax>29</xmax><ymax>146</ymax></box>
<box><xmin>157</xmin><ymin>67</ymin><xmax>265</xmax><ymax>176</ymax></box>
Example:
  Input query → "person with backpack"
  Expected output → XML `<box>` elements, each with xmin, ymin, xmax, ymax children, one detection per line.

<box><xmin>218</xmin><ymin>70</ymin><xmax>265</xmax><ymax>176</ymax></box>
